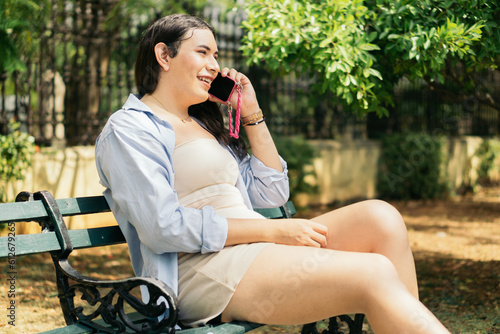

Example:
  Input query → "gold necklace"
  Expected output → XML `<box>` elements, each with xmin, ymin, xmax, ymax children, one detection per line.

<box><xmin>150</xmin><ymin>94</ymin><xmax>191</xmax><ymax>123</ymax></box>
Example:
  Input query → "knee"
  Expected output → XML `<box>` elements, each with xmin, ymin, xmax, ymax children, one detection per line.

<box><xmin>369</xmin><ymin>253</ymin><xmax>399</xmax><ymax>276</ymax></box>
<box><xmin>362</xmin><ymin>253</ymin><xmax>402</xmax><ymax>293</ymax></box>
<box><xmin>355</xmin><ymin>253</ymin><xmax>411</xmax><ymax>312</ymax></box>
<box><xmin>363</xmin><ymin>199</ymin><xmax>408</xmax><ymax>242</ymax></box>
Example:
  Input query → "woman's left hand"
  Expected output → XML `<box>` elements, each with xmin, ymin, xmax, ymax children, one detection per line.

<box><xmin>208</xmin><ymin>67</ymin><xmax>260</xmax><ymax>117</ymax></box>
<box><xmin>213</xmin><ymin>68</ymin><xmax>283</xmax><ymax>172</ymax></box>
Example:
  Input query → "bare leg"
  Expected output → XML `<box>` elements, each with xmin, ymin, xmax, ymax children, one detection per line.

<box><xmin>222</xmin><ymin>245</ymin><xmax>449</xmax><ymax>334</ymax></box>
<box><xmin>312</xmin><ymin>200</ymin><xmax>419</xmax><ymax>298</ymax></box>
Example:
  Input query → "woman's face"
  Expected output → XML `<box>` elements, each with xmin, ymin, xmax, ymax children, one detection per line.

<box><xmin>165</xmin><ymin>28</ymin><xmax>220</xmax><ymax>106</ymax></box>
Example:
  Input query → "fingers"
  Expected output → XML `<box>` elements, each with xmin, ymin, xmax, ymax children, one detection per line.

<box><xmin>286</xmin><ymin>219</ymin><xmax>329</xmax><ymax>248</ymax></box>
<box><xmin>218</xmin><ymin>67</ymin><xmax>258</xmax><ymax>112</ymax></box>
<box><xmin>311</xmin><ymin>222</ymin><xmax>328</xmax><ymax>248</ymax></box>
<box><xmin>220</xmin><ymin>68</ymin><xmax>234</xmax><ymax>80</ymax></box>
<box><xmin>302</xmin><ymin>220</ymin><xmax>328</xmax><ymax>248</ymax></box>
<box><xmin>313</xmin><ymin>221</ymin><xmax>328</xmax><ymax>236</ymax></box>
<box><xmin>299</xmin><ymin>229</ymin><xmax>327</xmax><ymax>248</ymax></box>
<box><xmin>220</xmin><ymin>67</ymin><xmax>248</xmax><ymax>88</ymax></box>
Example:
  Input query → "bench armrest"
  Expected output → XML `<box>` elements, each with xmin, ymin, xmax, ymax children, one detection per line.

<box><xmin>20</xmin><ymin>191</ymin><xmax>178</xmax><ymax>334</ymax></box>
<box><xmin>58</xmin><ymin>260</ymin><xmax>178</xmax><ymax>334</ymax></box>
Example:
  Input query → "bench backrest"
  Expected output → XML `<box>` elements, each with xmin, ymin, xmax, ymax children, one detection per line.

<box><xmin>0</xmin><ymin>193</ymin><xmax>296</xmax><ymax>258</ymax></box>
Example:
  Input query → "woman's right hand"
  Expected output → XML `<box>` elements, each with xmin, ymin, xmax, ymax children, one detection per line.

<box><xmin>225</xmin><ymin>218</ymin><xmax>328</xmax><ymax>248</ymax></box>
<box><xmin>272</xmin><ymin>219</ymin><xmax>328</xmax><ymax>248</ymax></box>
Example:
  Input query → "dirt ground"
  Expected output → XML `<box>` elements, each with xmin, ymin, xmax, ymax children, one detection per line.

<box><xmin>1</xmin><ymin>186</ymin><xmax>499</xmax><ymax>333</ymax></box>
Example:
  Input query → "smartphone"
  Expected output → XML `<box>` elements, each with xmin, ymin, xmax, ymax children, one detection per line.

<box><xmin>208</xmin><ymin>72</ymin><xmax>237</xmax><ymax>103</ymax></box>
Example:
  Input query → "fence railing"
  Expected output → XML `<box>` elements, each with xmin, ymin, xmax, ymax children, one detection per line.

<box><xmin>367</xmin><ymin>74</ymin><xmax>500</xmax><ymax>138</ymax></box>
<box><xmin>1</xmin><ymin>1</ymin><xmax>499</xmax><ymax>147</ymax></box>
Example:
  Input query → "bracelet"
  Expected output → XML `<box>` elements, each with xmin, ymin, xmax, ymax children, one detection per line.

<box><xmin>243</xmin><ymin>117</ymin><xmax>265</xmax><ymax>126</ymax></box>
<box><xmin>240</xmin><ymin>110</ymin><xmax>263</xmax><ymax>123</ymax></box>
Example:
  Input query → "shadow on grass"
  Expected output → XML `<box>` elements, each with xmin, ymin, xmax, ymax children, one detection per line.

<box><xmin>414</xmin><ymin>251</ymin><xmax>499</xmax><ymax>334</ymax></box>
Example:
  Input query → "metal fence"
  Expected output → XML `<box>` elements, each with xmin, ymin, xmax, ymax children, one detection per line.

<box><xmin>367</xmin><ymin>73</ymin><xmax>500</xmax><ymax>138</ymax></box>
<box><xmin>1</xmin><ymin>1</ymin><xmax>499</xmax><ymax>147</ymax></box>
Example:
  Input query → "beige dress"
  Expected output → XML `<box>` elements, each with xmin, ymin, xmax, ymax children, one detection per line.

<box><xmin>173</xmin><ymin>138</ymin><xmax>272</xmax><ymax>327</ymax></box>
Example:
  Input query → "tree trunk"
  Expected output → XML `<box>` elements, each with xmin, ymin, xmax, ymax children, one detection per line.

<box><xmin>64</xmin><ymin>0</ymin><xmax>117</xmax><ymax>146</ymax></box>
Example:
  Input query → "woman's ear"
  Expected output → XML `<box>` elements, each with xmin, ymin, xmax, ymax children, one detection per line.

<box><xmin>154</xmin><ymin>43</ymin><xmax>171</xmax><ymax>71</ymax></box>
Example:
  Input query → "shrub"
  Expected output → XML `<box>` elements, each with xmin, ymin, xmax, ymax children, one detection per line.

<box><xmin>377</xmin><ymin>132</ymin><xmax>449</xmax><ymax>200</ymax></box>
<box><xmin>0</xmin><ymin>120</ymin><xmax>35</xmax><ymax>202</ymax></box>
<box><xmin>475</xmin><ymin>139</ymin><xmax>500</xmax><ymax>185</ymax></box>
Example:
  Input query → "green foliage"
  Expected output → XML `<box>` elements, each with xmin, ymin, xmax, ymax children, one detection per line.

<box><xmin>103</xmin><ymin>0</ymin><xmax>219</xmax><ymax>31</ymax></box>
<box><xmin>241</xmin><ymin>0</ymin><xmax>385</xmax><ymax>117</ymax></box>
<box><xmin>377</xmin><ymin>132</ymin><xmax>449</xmax><ymax>199</ymax></box>
<box><xmin>274</xmin><ymin>136</ymin><xmax>319</xmax><ymax>199</ymax></box>
<box><xmin>0</xmin><ymin>0</ymin><xmax>48</xmax><ymax>75</ymax></box>
<box><xmin>240</xmin><ymin>0</ymin><xmax>499</xmax><ymax>117</ymax></box>
<box><xmin>0</xmin><ymin>0</ymin><xmax>220</xmax><ymax>75</ymax></box>
<box><xmin>475</xmin><ymin>139</ymin><xmax>500</xmax><ymax>184</ymax></box>
<box><xmin>0</xmin><ymin>121</ymin><xmax>35</xmax><ymax>203</ymax></box>
<box><xmin>371</xmin><ymin>0</ymin><xmax>487</xmax><ymax>80</ymax></box>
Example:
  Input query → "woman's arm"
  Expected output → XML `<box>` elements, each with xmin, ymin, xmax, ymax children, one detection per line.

<box><xmin>214</xmin><ymin>69</ymin><xmax>320</xmax><ymax>247</ymax></box>
<box><xmin>225</xmin><ymin>217</ymin><xmax>328</xmax><ymax>248</ymax></box>
<box><xmin>243</xmin><ymin>113</ymin><xmax>283</xmax><ymax>172</ymax></box>
<box><xmin>215</xmin><ymin>68</ymin><xmax>289</xmax><ymax>208</ymax></box>
<box><xmin>216</xmin><ymin>68</ymin><xmax>282</xmax><ymax>172</ymax></box>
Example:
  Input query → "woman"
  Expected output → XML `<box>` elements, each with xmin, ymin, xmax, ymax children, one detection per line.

<box><xmin>95</xmin><ymin>14</ymin><xmax>450</xmax><ymax>333</ymax></box>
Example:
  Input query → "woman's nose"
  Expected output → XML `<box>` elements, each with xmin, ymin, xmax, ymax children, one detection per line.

<box><xmin>207</xmin><ymin>57</ymin><xmax>220</xmax><ymax>73</ymax></box>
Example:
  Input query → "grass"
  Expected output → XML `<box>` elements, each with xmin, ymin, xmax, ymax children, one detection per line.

<box><xmin>1</xmin><ymin>186</ymin><xmax>499</xmax><ymax>333</ymax></box>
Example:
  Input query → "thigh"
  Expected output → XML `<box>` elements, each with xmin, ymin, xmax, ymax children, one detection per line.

<box><xmin>311</xmin><ymin>199</ymin><xmax>408</xmax><ymax>253</ymax></box>
<box><xmin>221</xmin><ymin>243</ymin><xmax>399</xmax><ymax>325</ymax></box>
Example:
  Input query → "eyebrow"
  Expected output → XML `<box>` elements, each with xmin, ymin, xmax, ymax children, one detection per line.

<box><xmin>198</xmin><ymin>44</ymin><xmax>219</xmax><ymax>56</ymax></box>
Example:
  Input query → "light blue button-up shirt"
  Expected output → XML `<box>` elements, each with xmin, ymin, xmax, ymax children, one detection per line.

<box><xmin>95</xmin><ymin>94</ymin><xmax>289</xmax><ymax>296</ymax></box>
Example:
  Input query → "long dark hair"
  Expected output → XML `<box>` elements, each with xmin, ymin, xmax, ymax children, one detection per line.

<box><xmin>135</xmin><ymin>14</ymin><xmax>247</xmax><ymax>159</ymax></box>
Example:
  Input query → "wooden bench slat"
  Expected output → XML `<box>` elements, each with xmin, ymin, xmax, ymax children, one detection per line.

<box><xmin>0</xmin><ymin>226</ymin><xmax>125</xmax><ymax>258</ymax></box>
<box><xmin>40</xmin><ymin>320</ymin><xmax>262</xmax><ymax>334</ymax></box>
<box><xmin>0</xmin><ymin>200</ymin><xmax>48</xmax><ymax>223</ymax></box>
<box><xmin>178</xmin><ymin>322</ymin><xmax>262</xmax><ymax>334</ymax></box>
<box><xmin>56</xmin><ymin>196</ymin><xmax>111</xmax><ymax>216</ymax></box>
<box><xmin>0</xmin><ymin>196</ymin><xmax>110</xmax><ymax>225</ymax></box>
<box><xmin>39</xmin><ymin>312</ymin><xmax>155</xmax><ymax>334</ymax></box>
<box><xmin>39</xmin><ymin>322</ymin><xmax>94</xmax><ymax>334</ymax></box>
<box><xmin>254</xmin><ymin>201</ymin><xmax>296</xmax><ymax>218</ymax></box>
<box><xmin>39</xmin><ymin>311</ymin><xmax>262</xmax><ymax>333</ymax></box>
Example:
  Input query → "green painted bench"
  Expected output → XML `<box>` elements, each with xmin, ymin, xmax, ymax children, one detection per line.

<box><xmin>0</xmin><ymin>190</ymin><xmax>364</xmax><ymax>334</ymax></box>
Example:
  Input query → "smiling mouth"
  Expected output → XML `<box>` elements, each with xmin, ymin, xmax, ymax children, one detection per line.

<box><xmin>198</xmin><ymin>77</ymin><xmax>212</xmax><ymax>86</ymax></box>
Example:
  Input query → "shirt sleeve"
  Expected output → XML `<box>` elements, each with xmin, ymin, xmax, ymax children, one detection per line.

<box><xmin>95</xmin><ymin>116</ymin><xmax>228</xmax><ymax>255</ymax></box>
<box><xmin>237</xmin><ymin>153</ymin><xmax>290</xmax><ymax>209</ymax></box>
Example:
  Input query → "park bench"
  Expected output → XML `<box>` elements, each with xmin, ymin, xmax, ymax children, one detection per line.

<box><xmin>0</xmin><ymin>190</ymin><xmax>364</xmax><ymax>334</ymax></box>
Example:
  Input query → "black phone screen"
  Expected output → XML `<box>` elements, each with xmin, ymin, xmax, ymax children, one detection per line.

<box><xmin>208</xmin><ymin>73</ymin><xmax>237</xmax><ymax>102</ymax></box>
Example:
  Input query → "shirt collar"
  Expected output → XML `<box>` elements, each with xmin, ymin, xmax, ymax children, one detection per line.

<box><xmin>122</xmin><ymin>93</ymin><xmax>173</xmax><ymax>126</ymax></box>
<box><xmin>122</xmin><ymin>94</ymin><xmax>223</xmax><ymax>140</ymax></box>
<box><xmin>122</xmin><ymin>94</ymin><xmax>151</xmax><ymax>112</ymax></box>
